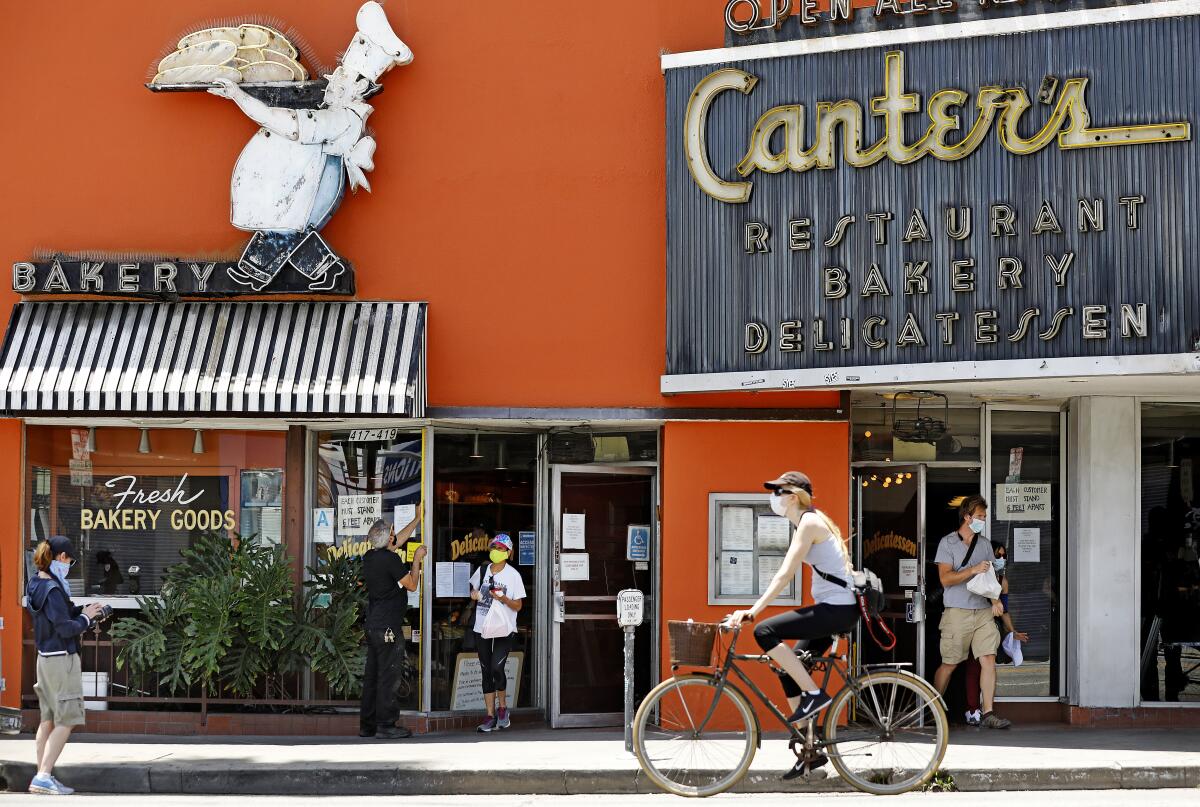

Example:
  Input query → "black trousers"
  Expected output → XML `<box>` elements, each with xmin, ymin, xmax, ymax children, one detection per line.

<box><xmin>360</xmin><ymin>627</ymin><xmax>406</xmax><ymax>731</ymax></box>
<box><xmin>477</xmin><ymin>634</ymin><xmax>514</xmax><ymax>695</ymax></box>
<box><xmin>753</xmin><ymin>603</ymin><xmax>860</xmax><ymax>698</ymax></box>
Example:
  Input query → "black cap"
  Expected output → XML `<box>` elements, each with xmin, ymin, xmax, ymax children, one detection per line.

<box><xmin>764</xmin><ymin>471</ymin><xmax>813</xmax><ymax>494</ymax></box>
<box><xmin>48</xmin><ymin>535</ymin><xmax>77</xmax><ymax>560</ymax></box>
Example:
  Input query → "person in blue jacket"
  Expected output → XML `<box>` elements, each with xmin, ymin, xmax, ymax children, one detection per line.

<box><xmin>25</xmin><ymin>536</ymin><xmax>102</xmax><ymax>795</ymax></box>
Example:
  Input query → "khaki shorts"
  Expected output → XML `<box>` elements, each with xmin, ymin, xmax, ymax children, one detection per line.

<box><xmin>34</xmin><ymin>653</ymin><xmax>85</xmax><ymax>728</ymax></box>
<box><xmin>939</xmin><ymin>607</ymin><xmax>1000</xmax><ymax>666</ymax></box>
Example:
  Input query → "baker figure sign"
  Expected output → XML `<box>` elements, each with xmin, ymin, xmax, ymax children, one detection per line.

<box><xmin>206</xmin><ymin>2</ymin><xmax>413</xmax><ymax>292</ymax></box>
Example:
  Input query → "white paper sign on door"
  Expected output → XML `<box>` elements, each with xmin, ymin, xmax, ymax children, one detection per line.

<box><xmin>338</xmin><ymin>494</ymin><xmax>381</xmax><ymax>535</ymax></box>
<box><xmin>1013</xmin><ymin>528</ymin><xmax>1041</xmax><ymax>562</ymax></box>
<box><xmin>394</xmin><ymin>503</ymin><xmax>417</xmax><ymax>530</ymax></box>
<box><xmin>898</xmin><ymin>558</ymin><xmax>919</xmax><ymax>587</ymax></box>
<box><xmin>995</xmin><ymin>484</ymin><xmax>1052</xmax><ymax>521</ymax></box>
<box><xmin>313</xmin><ymin>508</ymin><xmax>334</xmax><ymax>544</ymax></box>
<box><xmin>561</xmin><ymin>552</ymin><xmax>590</xmax><ymax>581</ymax></box>
<box><xmin>562</xmin><ymin>513</ymin><xmax>586</xmax><ymax>549</ymax></box>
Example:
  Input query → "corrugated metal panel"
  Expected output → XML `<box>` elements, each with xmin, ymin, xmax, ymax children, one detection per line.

<box><xmin>666</xmin><ymin>14</ymin><xmax>1200</xmax><ymax>377</ymax></box>
<box><xmin>0</xmin><ymin>301</ymin><xmax>427</xmax><ymax>417</ymax></box>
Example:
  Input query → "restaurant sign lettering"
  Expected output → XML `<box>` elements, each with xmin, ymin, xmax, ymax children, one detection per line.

<box><xmin>664</xmin><ymin>15</ymin><xmax>1200</xmax><ymax>385</ymax></box>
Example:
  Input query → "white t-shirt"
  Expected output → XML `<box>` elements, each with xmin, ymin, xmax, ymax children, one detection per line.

<box><xmin>470</xmin><ymin>564</ymin><xmax>526</xmax><ymax>637</ymax></box>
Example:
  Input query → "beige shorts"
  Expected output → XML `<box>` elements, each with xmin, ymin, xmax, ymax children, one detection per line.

<box><xmin>939</xmin><ymin>607</ymin><xmax>1000</xmax><ymax>666</ymax></box>
<box><xmin>34</xmin><ymin>653</ymin><xmax>86</xmax><ymax>728</ymax></box>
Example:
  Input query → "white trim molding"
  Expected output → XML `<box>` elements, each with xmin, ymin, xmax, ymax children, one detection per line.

<box><xmin>661</xmin><ymin>0</ymin><xmax>1200</xmax><ymax>70</ymax></box>
<box><xmin>661</xmin><ymin>352</ymin><xmax>1200</xmax><ymax>394</ymax></box>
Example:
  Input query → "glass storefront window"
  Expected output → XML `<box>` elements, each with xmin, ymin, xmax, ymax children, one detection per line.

<box><xmin>24</xmin><ymin>426</ymin><xmax>286</xmax><ymax>598</ymax></box>
<box><xmin>430</xmin><ymin>432</ymin><xmax>538</xmax><ymax>711</ymax></box>
<box><xmin>312</xmin><ymin>430</ymin><xmax>424</xmax><ymax>711</ymax></box>
<box><xmin>988</xmin><ymin>410</ymin><xmax>1061</xmax><ymax>697</ymax></box>
<box><xmin>1139</xmin><ymin>404</ymin><xmax>1200</xmax><ymax>702</ymax></box>
<box><xmin>853</xmin><ymin>403</ymin><xmax>981</xmax><ymax>463</ymax></box>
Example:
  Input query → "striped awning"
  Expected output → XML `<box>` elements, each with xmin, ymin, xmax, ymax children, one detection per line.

<box><xmin>0</xmin><ymin>301</ymin><xmax>426</xmax><ymax>417</ymax></box>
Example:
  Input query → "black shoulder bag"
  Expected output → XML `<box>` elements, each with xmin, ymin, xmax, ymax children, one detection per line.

<box><xmin>814</xmin><ymin>566</ymin><xmax>896</xmax><ymax>652</ymax></box>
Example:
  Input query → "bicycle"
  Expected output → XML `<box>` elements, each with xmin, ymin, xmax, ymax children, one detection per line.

<box><xmin>632</xmin><ymin>620</ymin><xmax>949</xmax><ymax>797</ymax></box>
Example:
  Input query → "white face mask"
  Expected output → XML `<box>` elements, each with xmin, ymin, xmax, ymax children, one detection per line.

<box><xmin>969</xmin><ymin>517</ymin><xmax>986</xmax><ymax>534</ymax></box>
<box><xmin>769</xmin><ymin>494</ymin><xmax>791</xmax><ymax>518</ymax></box>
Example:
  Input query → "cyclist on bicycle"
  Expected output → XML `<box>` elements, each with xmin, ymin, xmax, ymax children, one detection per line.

<box><xmin>727</xmin><ymin>471</ymin><xmax>860</xmax><ymax>724</ymax></box>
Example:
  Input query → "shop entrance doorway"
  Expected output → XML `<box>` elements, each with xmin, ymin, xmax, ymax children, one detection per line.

<box><xmin>550</xmin><ymin>466</ymin><xmax>656</xmax><ymax>727</ymax></box>
<box><xmin>854</xmin><ymin>464</ymin><xmax>981</xmax><ymax>681</ymax></box>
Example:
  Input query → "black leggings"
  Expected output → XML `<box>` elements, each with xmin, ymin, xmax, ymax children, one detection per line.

<box><xmin>477</xmin><ymin>634</ymin><xmax>514</xmax><ymax>694</ymax></box>
<box><xmin>753</xmin><ymin>603</ymin><xmax>861</xmax><ymax>698</ymax></box>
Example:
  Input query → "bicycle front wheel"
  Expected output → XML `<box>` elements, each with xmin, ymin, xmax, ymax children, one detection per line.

<box><xmin>633</xmin><ymin>673</ymin><xmax>759</xmax><ymax>797</ymax></box>
<box><xmin>824</xmin><ymin>670</ymin><xmax>949</xmax><ymax>795</ymax></box>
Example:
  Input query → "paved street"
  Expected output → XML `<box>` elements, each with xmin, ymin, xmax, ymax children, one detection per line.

<box><xmin>0</xmin><ymin>791</ymin><xmax>1195</xmax><ymax>806</ymax></box>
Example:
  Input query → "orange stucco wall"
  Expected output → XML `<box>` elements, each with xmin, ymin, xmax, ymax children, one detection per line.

<box><xmin>661</xmin><ymin>420</ymin><xmax>851</xmax><ymax>722</ymax></box>
<box><xmin>0</xmin><ymin>0</ymin><xmax>840</xmax><ymax>412</ymax></box>
<box><xmin>0</xmin><ymin>2</ymin><xmax>848</xmax><ymax>708</ymax></box>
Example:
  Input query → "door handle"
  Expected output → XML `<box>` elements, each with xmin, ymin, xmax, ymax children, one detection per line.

<box><xmin>554</xmin><ymin>591</ymin><xmax>565</xmax><ymax>623</ymax></box>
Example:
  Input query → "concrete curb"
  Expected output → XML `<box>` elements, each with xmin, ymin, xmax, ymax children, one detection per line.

<box><xmin>3</xmin><ymin>760</ymin><xmax>1200</xmax><ymax>795</ymax></box>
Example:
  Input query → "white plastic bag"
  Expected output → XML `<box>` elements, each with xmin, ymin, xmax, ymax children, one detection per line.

<box><xmin>480</xmin><ymin>600</ymin><xmax>509</xmax><ymax>639</ymax></box>
<box><xmin>966</xmin><ymin>565</ymin><xmax>1002</xmax><ymax>600</ymax></box>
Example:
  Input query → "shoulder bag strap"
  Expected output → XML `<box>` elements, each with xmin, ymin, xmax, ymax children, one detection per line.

<box><xmin>956</xmin><ymin>533</ymin><xmax>981</xmax><ymax>572</ymax></box>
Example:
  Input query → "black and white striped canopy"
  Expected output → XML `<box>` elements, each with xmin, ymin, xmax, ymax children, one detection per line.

<box><xmin>0</xmin><ymin>301</ymin><xmax>426</xmax><ymax>417</ymax></box>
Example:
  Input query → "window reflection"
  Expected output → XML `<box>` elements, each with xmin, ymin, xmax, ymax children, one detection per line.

<box><xmin>1140</xmin><ymin>404</ymin><xmax>1200</xmax><ymax>702</ymax></box>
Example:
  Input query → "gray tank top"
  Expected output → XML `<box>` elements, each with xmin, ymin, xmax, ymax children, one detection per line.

<box><xmin>803</xmin><ymin>513</ymin><xmax>855</xmax><ymax>606</ymax></box>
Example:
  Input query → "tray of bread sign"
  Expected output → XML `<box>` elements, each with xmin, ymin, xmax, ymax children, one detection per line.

<box><xmin>146</xmin><ymin>23</ymin><xmax>382</xmax><ymax>107</ymax></box>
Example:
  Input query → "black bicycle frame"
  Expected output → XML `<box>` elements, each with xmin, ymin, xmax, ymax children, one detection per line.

<box><xmin>695</xmin><ymin>624</ymin><xmax>841</xmax><ymax>743</ymax></box>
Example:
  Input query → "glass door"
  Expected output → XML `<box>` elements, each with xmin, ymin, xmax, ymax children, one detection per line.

<box><xmin>855</xmin><ymin>464</ymin><xmax>925</xmax><ymax>674</ymax></box>
<box><xmin>550</xmin><ymin>466</ymin><xmax>655</xmax><ymax>727</ymax></box>
<box><xmin>984</xmin><ymin>405</ymin><xmax>1064</xmax><ymax>699</ymax></box>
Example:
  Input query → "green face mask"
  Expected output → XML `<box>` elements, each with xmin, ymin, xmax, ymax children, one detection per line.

<box><xmin>489</xmin><ymin>549</ymin><xmax>508</xmax><ymax>564</ymax></box>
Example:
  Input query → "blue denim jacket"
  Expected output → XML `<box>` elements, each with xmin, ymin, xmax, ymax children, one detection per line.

<box><xmin>26</xmin><ymin>575</ymin><xmax>90</xmax><ymax>655</ymax></box>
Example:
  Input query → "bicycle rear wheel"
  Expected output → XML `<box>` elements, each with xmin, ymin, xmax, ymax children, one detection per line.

<box><xmin>633</xmin><ymin>673</ymin><xmax>758</xmax><ymax>797</ymax></box>
<box><xmin>824</xmin><ymin>669</ymin><xmax>949</xmax><ymax>795</ymax></box>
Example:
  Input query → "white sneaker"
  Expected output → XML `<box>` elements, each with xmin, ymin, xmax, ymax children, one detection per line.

<box><xmin>965</xmin><ymin>709</ymin><xmax>982</xmax><ymax>726</ymax></box>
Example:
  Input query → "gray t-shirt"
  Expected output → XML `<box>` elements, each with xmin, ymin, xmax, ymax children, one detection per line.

<box><xmin>934</xmin><ymin>531</ymin><xmax>993</xmax><ymax>611</ymax></box>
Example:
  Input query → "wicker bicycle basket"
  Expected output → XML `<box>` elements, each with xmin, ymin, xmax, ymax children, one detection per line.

<box><xmin>668</xmin><ymin>620</ymin><xmax>719</xmax><ymax>666</ymax></box>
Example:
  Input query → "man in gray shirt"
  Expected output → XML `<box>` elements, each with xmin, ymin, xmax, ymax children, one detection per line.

<box><xmin>932</xmin><ymin>495</ymin><xmax>1011</xmax><ymax>729</ymax></box>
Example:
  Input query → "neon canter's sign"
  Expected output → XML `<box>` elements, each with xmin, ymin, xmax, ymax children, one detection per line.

<box><xmin>685</xmin><ymin>51</ymin><xmax>1192</xmax><ymax>204</ymax></box>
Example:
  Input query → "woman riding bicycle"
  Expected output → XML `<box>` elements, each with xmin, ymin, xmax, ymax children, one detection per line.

<box><xmin>727</xmin><ymin>470</ymin><xmax>860</xmax><ymax>724</ymax></box>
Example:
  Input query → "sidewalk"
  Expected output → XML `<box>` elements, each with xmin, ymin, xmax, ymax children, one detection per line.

<box><xmin>2</xmin><ymin>725</ymin><xmax>1198</xmax><ymax>795</ymax></box>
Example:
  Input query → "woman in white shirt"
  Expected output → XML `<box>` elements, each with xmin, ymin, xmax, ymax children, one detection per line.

<box><xmin>469</xmin><ymin>533</ymin><xmax>526</xmax><ymax>732</ymax></box>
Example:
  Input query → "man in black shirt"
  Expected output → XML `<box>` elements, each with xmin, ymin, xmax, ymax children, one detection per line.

<box><xmin>359</xmin><ymin>516</ymin><xmax>425</xmax><ymax>739</ymax></box>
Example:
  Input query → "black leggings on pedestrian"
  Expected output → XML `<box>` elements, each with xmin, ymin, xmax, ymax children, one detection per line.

<box><xmin>477</xmin><ymin>634</ymin><xmax>514</xmax><ymax>694</ymax></box>
<box><xmin>753</xmin><ymin>603</ymin><xmax>860</xmax><ymax>698</ymax></box>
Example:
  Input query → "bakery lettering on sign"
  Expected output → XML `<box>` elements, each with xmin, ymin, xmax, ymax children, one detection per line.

<box><xmin>79</xmin><ymin>474</ymin><xmax>235</xmax><ymax>532</ymax></box>
<box><xmin>10</xmin><ymin>258</ymin><xmax>354</xmax><ymax>298</ymax></box>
